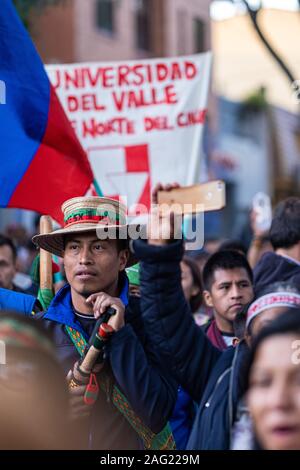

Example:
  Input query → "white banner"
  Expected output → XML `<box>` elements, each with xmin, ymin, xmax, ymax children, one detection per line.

<box><xmin>46</xmin><ymin>53</ymin><xmax>211</xmax><ymax>211</ymax></box>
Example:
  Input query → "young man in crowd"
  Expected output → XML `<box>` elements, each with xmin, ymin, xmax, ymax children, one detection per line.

<box><xmin>0</xmin><ymin>234</ymin><xmax>37</xmax><ymax>295</ymax></box>
<box><xmin>0</xmin><ymin>234</ymin><xmax>41</xmax><ymax>314</ymax></box>
<box><xmin>0</xmin><ymin>234</ymin><xmax>19</xmax><ymax>292</ymax></box>
<box><xmin>254</xmin><ymin>197</ymin><xmax>300</xmax><ymax>291</ymax></box>
<box><xmin>202</xmin><ymin>250</ymin><xmax>254</xmax><ymax>350</ymax></box>
<box><xmin>31</xmin><ymin>195</ymin><xmax>177</xmax><ymax>450</ymax></box>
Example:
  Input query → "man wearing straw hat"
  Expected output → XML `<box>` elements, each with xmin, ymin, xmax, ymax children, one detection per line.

<box><xmin>32</xmin><ymin>195</ymin><xmax>176</xmax><ymax>450</ymax></box>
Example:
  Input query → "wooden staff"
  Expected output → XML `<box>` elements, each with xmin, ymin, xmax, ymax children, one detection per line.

<box><xmin>68</xmin><ymin>309</ymin><xmax>116</xmax><ymax>405</ymax></box>
<box><xmin>71</xmin><ymin>322</ymin><xmax>115</xmax><ymax>385</ymax></box>
<box><xmin>39</xmin><ymin>215</ymin><xmax>53</xmax><ymax>292</ymax></box>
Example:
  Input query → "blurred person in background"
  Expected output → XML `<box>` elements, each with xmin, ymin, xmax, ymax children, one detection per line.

<box><xmin>234</xmin><ymin>205</ymin><xmax>273</xmax><ymax>269</ymax></box>
<box><xmin>189</xmin><ymin>251</ymin><xmax>213</xmax><ymax>326</ymax></box>
<box><xmin>0</xmin><ymin>311</ymin><xmax>75</xmax><ymax>449</ymax></box>
<box><xmin>170</xmin><ymin>256</ymin><xmax>202</xmax><ymax>449</ymax></box>
<box><xmin>127</xmin><ymin>257</ymin><xmax>203</xmax><ymax>316</ymax></box>
<box><xmin>191</xmin><ymin>250</ymin><xmax>210</xmax><ymax>276</ymax></box>
<box><xmin>5</xmin><ymin>224</ymin><xmax>28</xmax><ymax>252</ymax></box>
<box><xmin>0</xmin><ymin>234</ymin><xmax>26</xmax><ymax>293</ymax></box>
<box><xmin>247</xmin><ymin>209</ymin><xmax>273</xmax><ymax>270</ymax></box>
<box><xmin>0</xmin><ymin>288</ymin><xmax>41</xmax><ymax>315</ymax></box>
<box><xmin>203</xmin><ymin>237</ymin><xmax>223</xmax><ymax>255</ymax></box>
<box><xmin>245</xmin><ymin>282</ymin><xmax>300</xmax><ymax>341</ymax></box>
<box><xmin>17</xmin><ymin>239</ymin><xmax>39</xmax><ymax>276</ymax></box>
<box><xmin>231</xmin><ymin>281</ymin><xmax>300</xmax><ymax>449</ymax></box>
<box><xmin>245</xmin><ymin>310</ymin><xmax>300</xmax><ymax>450</ymax></box>
<box><xmin>181</xmin><ymin>256</ymin><xmax>203</xmax><ymax>318</ymax></box>
<box><xmin>0</xmin><ymin>234</ymin><xmax>37</xmax><ymax>295</ymax></box>
<box><xmin>0</xmin><ymin>234</ymin><xmax>18</xmax><ymax>291</ymax></box>
<box><xmin>218</xmin><ymin>239</ymin><xmax>247</xmax><ymax>257</ymax></box>
<box><xmin>254</xmin><ymin>197</ymin><xmax>300</xmax><ymax>292</ymax></box>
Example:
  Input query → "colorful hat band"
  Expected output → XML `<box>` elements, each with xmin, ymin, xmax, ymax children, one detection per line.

<box><xmin>246</xmin><ymin>292</ymin><xmax>300</xmax><ymax>328</ymax></box>
<box><xmin>0</xmin><ymin>319</ymin><xmax>54</xmax><ymax>355</ymax></box>
<box><xmin>32</xmin><ymin>196</ymin><xmax>136</xmax><ymax>264</ymax></box>
<box><xmin>64</xmin><ymin>208</ymin><xmax>125</xmax><ymax>228</ymax></box>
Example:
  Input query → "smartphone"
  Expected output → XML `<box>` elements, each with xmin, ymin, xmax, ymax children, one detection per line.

<box><xmin>157</xmin><ymin>180</ymin><xmax>226</xmax><ymax>214</ymax></box>
<box><xmin>252</xmin><ymin>192</ymin><xmax>272</xmax><ymax>232</ymax></box>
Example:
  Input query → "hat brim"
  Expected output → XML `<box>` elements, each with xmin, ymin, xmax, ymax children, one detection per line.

<box><xmin>32</xmin><ymin>223</ymin><xmax>143</xmax><ymax>267</ymax></box>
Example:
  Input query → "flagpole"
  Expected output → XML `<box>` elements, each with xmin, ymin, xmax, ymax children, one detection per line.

<box><xmin>93</xmin><ymin>179</ymin><xmax>104</xmax><ymax>197</ymax></box>
<box><xmin>39</xmin><ymin>215</ymin><xmax>53</xmax><ymax>308</ymax></box>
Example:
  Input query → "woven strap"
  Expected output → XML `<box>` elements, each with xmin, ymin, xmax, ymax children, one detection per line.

<box><xmin>65</xmin><ymin>326</ymin><xmax>176</xmax><ymax>450</ymax></box>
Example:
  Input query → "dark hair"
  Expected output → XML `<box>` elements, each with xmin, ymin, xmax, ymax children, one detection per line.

<box><xmin>203</xmin><ymin>250</ymin><xmax>253</xmax><ymax>291</ymax></box>
<box><xmin>0</xmin><ymin>234</ymin><xmax>17</xmax><ymax>262</ymax></box>
<box><xmin>182</xmin><ymin>256</ymin><xmax>203</xmax><ymax>313</ymax></box>
<box><xmin>244</xmin><ymin>308</ymin><xmax>300</xmax><ymax>392</ymax></box>
<box><xmin>116</xmin><ymin>238</ymin><xmax>129</xmax><ymax>253</ymax></box>
<box><xmin>270</xmin><ymin>197</ymin><xmax>300</xmax><ymax>250</ymax></box>
<box><xmin>218</xmin><ymin>239</ymin><xmax>247</xmax><ymax>256</ymax></box>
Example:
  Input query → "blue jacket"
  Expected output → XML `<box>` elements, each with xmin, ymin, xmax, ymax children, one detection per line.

<box><xmin>0</xmin><ymin>287</ymin><xmax>37</xmax><ymax>314</ymax></box>
<box><xmin>36</xmin><ymin>275</ymin><xmax>177</xmax><ymax>450</ymax></box>
<box><xmin>169</xmin><ymin>386</ymin><xmax>195</xmax><ymax>450</ymax></box>
<box><xmin>133</xmin><ymin>239</ymin><xmax>249</xmax><ymax>450</ymax></box>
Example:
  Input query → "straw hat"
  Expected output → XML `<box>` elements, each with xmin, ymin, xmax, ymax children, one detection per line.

<box><xmin>32</xmin><ymin>196</ymin><xmax>140</xmax><ymax>266</ymax></box>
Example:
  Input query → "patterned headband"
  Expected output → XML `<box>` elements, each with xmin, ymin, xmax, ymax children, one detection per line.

<box><xmin>246</xmin><ymin>292</ymin><xmax>300</xmax><ymax>329</ymax></box>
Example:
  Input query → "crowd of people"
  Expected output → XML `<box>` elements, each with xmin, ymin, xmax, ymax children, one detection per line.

<box><xmin>0</xmin><ymin>190</ymin><xmax>299</xmax><ymax>451</ymax></box>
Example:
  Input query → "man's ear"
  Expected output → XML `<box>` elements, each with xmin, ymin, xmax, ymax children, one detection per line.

<box><xmin>203</xmin><ymin>289</ymin><xmax>213</xmax><ymax>307</ymax></box>
<box><xmin>119</xmin><ymin>249</ymin><xmax>130</xmax><ymax>271</ymax></box>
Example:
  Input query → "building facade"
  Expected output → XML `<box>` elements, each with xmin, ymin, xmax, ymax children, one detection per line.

<box><xmin>212</xmin><ymin>9</ymin><xmax>300</xmax><ymax>114</ymax></box>
<box><xmin>32</xmin><ymin>0</ymin><xmax>211</xmax><ymax>63</ymax></box>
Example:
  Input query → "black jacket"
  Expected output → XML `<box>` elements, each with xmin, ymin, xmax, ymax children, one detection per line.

<box><xmin>254</xmin><ymin>252</ymin><xmax>300</xmax><ymax>293</ymax></box>
<box><xmin>133</xmin><ymin>239</ymin><xmax>249</xmax><ymax>449</ymax></box>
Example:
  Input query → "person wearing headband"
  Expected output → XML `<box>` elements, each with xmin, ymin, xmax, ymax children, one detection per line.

<box><xmin>245</xmin><ymin>282</ymin><xmax>300</xmax><ymax>341</ymax></box>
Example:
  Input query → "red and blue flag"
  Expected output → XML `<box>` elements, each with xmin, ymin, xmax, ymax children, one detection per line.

<box><xmin>0</xmin><ymin>0</ymin><xmax>94</xmax><ymax>224</ymax></box>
